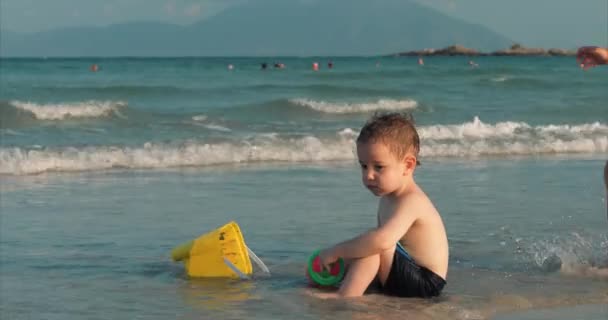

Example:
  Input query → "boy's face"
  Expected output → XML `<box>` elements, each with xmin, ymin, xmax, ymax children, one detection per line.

<box><xmin>356</xmin><ymin>142</ymin><xmax>415</xmax><ymax>197</ymax></box>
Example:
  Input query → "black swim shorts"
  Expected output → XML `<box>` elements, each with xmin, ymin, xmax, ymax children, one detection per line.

<box><xmin>382</xmin><ymin>244</ymin><xmax>446</xmax><ymax>298</ymax></box>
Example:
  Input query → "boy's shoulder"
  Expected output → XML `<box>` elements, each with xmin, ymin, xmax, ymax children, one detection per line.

<box><xmin>398</xmin><ymin>184</ymin><xmax>432</xmax><ymax>204</ymax></box>
<box><xmin>393</xmin><ymin>186</ymin><xmax>437</xmax><ymax>216</ymax></box>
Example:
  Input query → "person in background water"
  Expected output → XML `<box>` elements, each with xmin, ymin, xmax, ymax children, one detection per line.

<box><xmin>604</xmin><ymin>161</ymin><xmax>607</xmax><ymax>220</ymax></box>
<box><xmin>590</xmin><ymin>161</ymin><xmax>608</xmax><ymax>277</ymax></box>
<box><xmin>576</xmin><ymin>46</ymin><xmax>608</xmax><ymax>277</ymax></box>
<box><xmin>328</xmin><ymin>61</ymin><xmax>333</xmax><ymax>69</ymax></box>
<box><xmin>577</xmin><ymin>46</ymin><xmax>608</xmax><ymax>70</ymax></box>
<box><xmin>418</xmin><ymin>57</ymin><xmax>424</xmax><ymax>66</ymax></box>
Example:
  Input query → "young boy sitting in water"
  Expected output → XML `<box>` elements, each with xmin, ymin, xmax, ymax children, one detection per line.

<box><xmin>316</xmin><ymin>113</ymin><xmax>449</xmax><ymax>298</ymax></box>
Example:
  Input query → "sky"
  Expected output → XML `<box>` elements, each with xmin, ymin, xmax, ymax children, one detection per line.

<box><xmin>416</xmin><ymin>0</ymin><xmax>608</xmax><ymax>48</ymax></box>
<box><xmin>0</xmin><ymin>0</ymin><xmax>242</xmax><ymax>31</ymax></box>
<box><xmin>1</xmin><ymin>0</ymin><xmax>607</xmax><ymax>48</ymax></box>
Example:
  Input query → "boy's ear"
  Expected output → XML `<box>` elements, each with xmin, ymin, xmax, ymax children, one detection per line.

<box><xmin>403</xmin><ymin>155</ymin><xmax>417</xmax><ymax>175</ymax></box>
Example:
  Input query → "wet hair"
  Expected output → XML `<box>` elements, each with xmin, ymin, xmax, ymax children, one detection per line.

<box><xmin>356</xmin><ymin>112</ymin><xmax>420</xmax><ymax>165</ymax></box>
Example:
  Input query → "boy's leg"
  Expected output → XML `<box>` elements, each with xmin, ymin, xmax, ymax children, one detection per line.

<box><xmin>337</xmin><ymin>254</ymin><xmax>379</xmax><ymax>297</ymax></box>
<box><xmin>337</xmin><ymin>246</ymin><xmax>396</xmax><ymax>297</ymax></box>
<box><xmin>377</xmin><ymin>246</ymin><xmax>396</xmax><ymax>285</ymax></box>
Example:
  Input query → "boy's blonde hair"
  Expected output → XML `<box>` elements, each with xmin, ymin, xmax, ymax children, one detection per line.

<box><xmin>356</xmin><ymin>112</ymin><xmax>420</xmax><ymax>164</ymax></box>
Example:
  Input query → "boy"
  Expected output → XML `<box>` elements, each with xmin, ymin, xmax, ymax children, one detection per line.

<box><xmin>316</xmin><ymin>113</ymin><xmax>448</xmax><ymax>298</ymax></box>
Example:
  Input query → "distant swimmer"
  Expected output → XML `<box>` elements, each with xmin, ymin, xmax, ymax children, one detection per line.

<box><xmin>418</xmin><ymin>57</ymin><xmax>424</xmax><ymax>66</ymax></box>
<box><xmin>274</xmin><ymin>62</ymin><xmax>285</xmax><ymax>69</ymax></box>
<box><xmin>312</xmin><ymin>62</ymin><xmax>319</xmax><ymax>71</ymax></box>
<box><xmin>327</xmin><ymin>61</ymin><xmax>333</xmax><ymax>69</ymax></box>
<box><xmin>89</xmin><ymin>64</ymin><xmax>99</xmax><ymax>72</ymax></box>
<box><xmin>577</xmin><ymin>46</ymin><xmax>608</xmax><ymax>70</ymax></box>
<box><xmin>261</xmin><ymin>62</ymin><xmax>268</xmax><ymax>70</ymax></box>
<box><xmin>228</xmin><ymin>64</ymin><xmax>234</xmax><ymax>70</ymax></box>
<box><xmin>468</xmin><ymin>60</ymin><xmax>479</xmax><ymax>68</ymax></box>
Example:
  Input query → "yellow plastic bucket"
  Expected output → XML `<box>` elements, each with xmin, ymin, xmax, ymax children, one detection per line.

<box><xmin>172</xmin><ymin>221</ymin><xmax>253</xmax><ymax>278</ymax></box>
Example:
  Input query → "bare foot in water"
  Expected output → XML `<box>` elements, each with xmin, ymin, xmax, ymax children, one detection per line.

<box><xmin>303</xmin><ymin>288</ymin><xmax>341</xmax><ymax>299</ymax></box>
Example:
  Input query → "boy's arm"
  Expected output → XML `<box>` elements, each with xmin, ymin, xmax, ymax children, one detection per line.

<box><xmin>320</xmin><ymin>200</ymin><xmax>418</xmax><ymax>265</ymax></box>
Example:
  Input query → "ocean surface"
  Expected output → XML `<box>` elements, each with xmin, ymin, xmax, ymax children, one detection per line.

<box><xmin>1</xmin><ymin>56</ymin><xmax>607</xmax><ymax>319</ymax></box>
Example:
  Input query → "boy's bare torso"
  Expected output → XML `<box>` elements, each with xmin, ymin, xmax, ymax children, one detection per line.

<box><xmin>377</xmin><ymin>183</ymin><xmax>449</xmax><ymax>279</ymax></box>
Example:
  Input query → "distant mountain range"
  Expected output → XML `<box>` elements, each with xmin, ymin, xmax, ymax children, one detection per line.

<box><xmin>0</xmin><ymin>0</ymin><xmax>513</xmax><ymax>57</ymax></box>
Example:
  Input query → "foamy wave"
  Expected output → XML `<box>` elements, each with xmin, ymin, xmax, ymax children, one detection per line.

<box><xmin>189</xmin><ymin>115</ymin><xmax>231</xmax><ymax>132</ymax></box>
<box><xmin>200</xmin><ymin>124</ymin><xmax>231</xmax><ymax>132</ymax></box>
<box><xmin>290</xmin><ymin>98</ymin><xmax>417</xmax><ymax>114</ymax></box>
<box><xmin>2</xmin><ymin>118</ymin><xmax>606</xmax><ymax>175</ymax></box>
<box><xmin>419</xmin><ymin>116</ymin><xmax>530</xmax><ymax>140</ymax></box>
<box><xmin>418</xmin><ymin>117</ymin><xmax>608</xmax><ymax>157</ymax></box>
<box><xmin>10</xmin><ymin>100</ymin><xmax>127</xmax><ymax>120</ymax></box>
<box><xmin>1</xmin><ymin>129</ymin><xmax>25</xmax><ymax>136</ymax></box>
<box><xmin>0</xmin><ymin>134</ymin><xmax>356</xmax><ymax>175</ymax></box>
<box><xmin>491</xmin><ymin>76</ymin><xmax>510</xmax><ymax>82</ymax></box>
<box><xmin>192</xmin><ymin>115</ymin><xmax>208</xmax><ymax>121</ymax></box>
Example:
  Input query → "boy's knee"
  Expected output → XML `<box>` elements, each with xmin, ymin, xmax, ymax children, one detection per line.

<box><xmin>380</xmin><ymin>246</ymin><xmax>396</xmax><ymax>261</ymax></box>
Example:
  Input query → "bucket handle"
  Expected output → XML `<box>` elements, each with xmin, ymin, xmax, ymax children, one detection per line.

<box><xmin>223</xmin><ymin>258</ymin><xmax>249</xmax><ymax>280</ymax></box>
<box><xmin>222</xmin><ymin>246</ymin><xmax>271</xmax><ymax>279</ymax></box>
<box><xmin>247</xmin><ymin>246</ymin><xmax>271</xmax><ymax>275</ymax></box>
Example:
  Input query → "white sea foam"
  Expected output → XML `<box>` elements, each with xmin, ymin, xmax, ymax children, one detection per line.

<box><xmin>201</xmin><ymin>124</ymin><xmax>231</xmax><ymax>132</ymax></box>
<box><xmin>290</xmin><ymin>98</ymin><xmax>417</xmax><ymax>114</ymax></box>
<box><xmin>188</xmin><ymin>116</ymin><xmax>231</xmax><ymax>132</ymax></box>
<box><xmin>192</xmin><ymin>115</ymin><xmax>208</xmax><ymax>121</ymax></box>
<box><xmin>2</xmin><ymin>118</ymin><xmax>606</xmax><ymax>175</ymax></box>
<box><xmin>418</xmin><ymin>116</ymin><xmax>529</xmax><ymax>140</ymax></box>
<box><xmin>491</xmin><ymin>76</ymin><xmax>510</xmax><ymax>82</ymax></box>
<box><xmin>0</xmin><ymin>134</ymin><xmax>356</xmax><ymax>175</ymax></box>
<box><xmin>10</xmin><ymin>100</ymin><xmax>127</xmax><ymax>120</ymax></box>
<box><xmin>1</xmin><ymin>129</ymin><xmax>25</xmax><ymax>136</ymax></box>
<box><xmin>418</xmin><ymin>117</ymin><xmax>608</xmax><ymax>157</ymax></box>
<box><xmin>527</xmin><ymin>233</ymin><xmax>608</xmax><ymax>277</ymax></box>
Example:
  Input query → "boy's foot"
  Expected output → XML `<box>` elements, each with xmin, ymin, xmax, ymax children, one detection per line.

<box><xmin>303</xmin><ymin>288</ymin><xmax>340</xmax><ymax>299</ymax></box>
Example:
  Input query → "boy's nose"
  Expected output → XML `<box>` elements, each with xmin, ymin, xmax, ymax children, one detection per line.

<box><xmin>365</xmin><ymin>170</ymin><xmax>375</xmax><ymax>181</ymax></box>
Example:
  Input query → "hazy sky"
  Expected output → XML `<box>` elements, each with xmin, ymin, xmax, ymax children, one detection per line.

<box><xmin>1</xmin><ymin>0</ymin><xmax>607</xmax><ymax>48</ymax></box>
<box><xmin>416</xmin><ymin>0</ymin><xmax>608</xmax><ymax>48</ymax></box>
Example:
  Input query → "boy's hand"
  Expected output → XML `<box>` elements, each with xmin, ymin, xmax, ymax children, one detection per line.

<box><xmin>318</xmin><ymin>247</ymin><xmax>339</xmax><ymax>271</ymax></box>
<box><xmin>577</xmin><ymin>46</ymin><xmax>608</xmax><ymax>70</ymax></box>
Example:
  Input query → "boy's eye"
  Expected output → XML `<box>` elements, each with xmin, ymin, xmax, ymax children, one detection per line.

<box><xmin>360</xmin><ymin>164</ymin><xmax>367</xmax><ymax>169</ymax></box>
<box><xmin>374</xmin><ymin>165</ymin><xmax>384</xmax><ymax>171</ymax></box>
